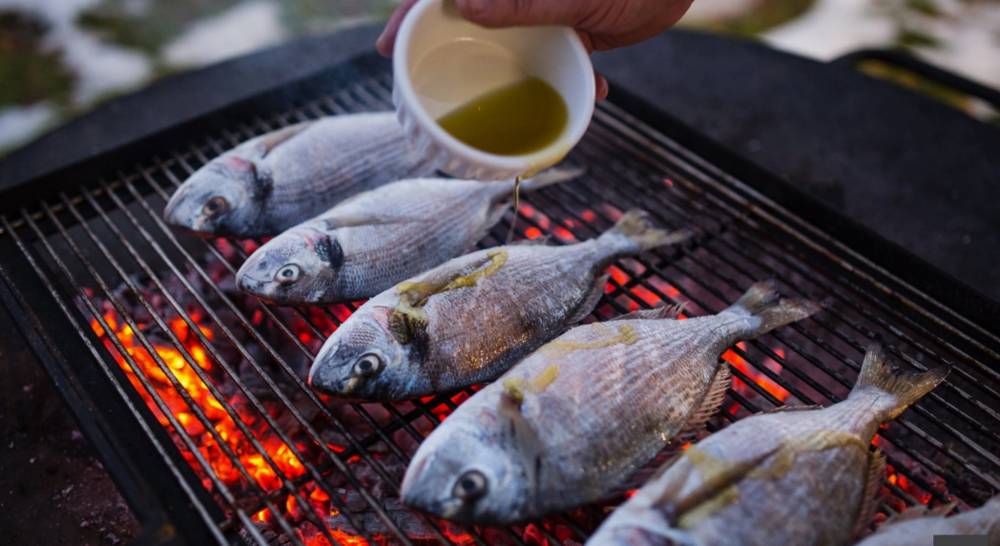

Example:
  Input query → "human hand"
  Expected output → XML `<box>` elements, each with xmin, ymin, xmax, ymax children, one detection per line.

<box><xmin>377</xmin><ymin>0</ymin><xmax>694</xmax><ymax>100</ymax></box>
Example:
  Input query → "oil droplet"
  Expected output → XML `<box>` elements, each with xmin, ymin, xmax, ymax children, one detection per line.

<box><xmin>437</xmin><ymin>77</ymin><xmax>568</xmax><ymax>156</ymax></box>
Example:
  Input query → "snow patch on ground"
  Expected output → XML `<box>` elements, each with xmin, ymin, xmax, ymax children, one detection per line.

<box><xmin>0</xmin><ymin>103</ymin><xmax>56</xmax><ymax>151</ymax></box>
<box><xmin>0</xmin><ymin>0</ymin><xmax>153</xmax><ymax>104</ymax></box>
<box><xmin>763</xmin><ymin>0</ymin><xmax>896</xmax><ymax>59</ymax></box>
<box><xmin>764</xmin><ymin>0</ymin><xmax>1000</xmax><ymax>88</ymax></box>
<box><xmin>163</xmin><ymin>1</ymin><xmax>288</xmax><ymax>67</ymax></box>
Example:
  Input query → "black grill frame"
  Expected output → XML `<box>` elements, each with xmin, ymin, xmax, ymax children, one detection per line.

<box><xmin>1</xmin><ymin>52</ymin><xmax>997</xmax><ymax>546</ymax></box>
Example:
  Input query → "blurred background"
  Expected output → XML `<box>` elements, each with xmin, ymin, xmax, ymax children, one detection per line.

<box><xmin>1</xmin><ymin>0</ymin><xmax>998</xmax><ymax>156</ymax></box>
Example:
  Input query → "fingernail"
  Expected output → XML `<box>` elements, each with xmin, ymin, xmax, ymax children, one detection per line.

<box><xmin>596</xmin><ymin>76</ymin><xmax>609</xmax><ymax>101</ymax></box>
<box><xmin>376</xmin><ymin>32</ymin><xmax>390</xmax><ymax>56</ymax></box>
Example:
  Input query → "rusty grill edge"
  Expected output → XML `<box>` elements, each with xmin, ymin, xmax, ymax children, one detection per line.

<box><xmin>0</xmin><ymin>61</ymin><xmax>997</xmax><ymax>546</ymax></box>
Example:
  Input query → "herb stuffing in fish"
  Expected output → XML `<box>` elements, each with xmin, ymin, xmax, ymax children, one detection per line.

<box><xmin>235</xmin><ymin>168</ymin><xmax>583</xmax><ymax>304</ymax></box>
<box><xmin>163</xmin><ymin>112</ymin><xmax>434</xmax><ymax>238</ymax></box>
<box><xmin>587</xmin><ymin>345</ymin><xmax>948</xmax><ymax>546</ymax></box>
<box><xmin>307</xmin><ymin>209</ymin><xmax>689</xmax><ymax>401</ymax></box>
<box><xmin>398</xmin><ymin>282</ymin><xmax>818</xmax><ymax>525</ymax></box>
<box><xmin>854</xmin><ymin>496</ymin><xmax>998</xmax><ymax>546</ymax></box>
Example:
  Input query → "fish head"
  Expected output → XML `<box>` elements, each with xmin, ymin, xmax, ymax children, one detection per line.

<box><xmin>163</xmin><ymin>155</ymin><xmax>269</xmax><ymax>236</ymax></box>
<box><xmin>236</xmin><ymin>224</ymin><xmax>343</xmax><ymax>304</ymax></box>
<box><xmin>307</xmin><ymin>305</ymin><xmax>418</xmax><ymax>400</ymax></box>
<box><xmin>400</xmin><ymin>407</ymin><xmax>535</xmax><ymax>525</ymax></box>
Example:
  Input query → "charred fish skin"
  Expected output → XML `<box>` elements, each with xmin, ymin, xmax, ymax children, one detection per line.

<box><xmin>854</xmin><ymin>496</ymin><xmax>999</xmax><ymax>546</ymax></box>
<box><xmin>235</xmin><ymin>168</ymin><xmax>583</xmax><ymax>305</ymax></box>
<box><xmin>307</xmin><ymin>209</ymin><xmax>689</xmax><ymax>401</ymax></box>
<box><xmin>398</xmin><ymin>282</ymin><xmax>818</xmax><ymax>526</ymax></box>
<box><xmin>163</xmin><ymin>112</ymin><xmax>435</xmax><ymax>238</ymax></box>
<box><xmin>588</xmin><ymin>346</ymin><xmax>948</xmax><ymax>546</ymax></box>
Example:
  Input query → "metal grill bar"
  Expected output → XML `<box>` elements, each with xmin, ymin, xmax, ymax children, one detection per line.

<box><xmin>1</xmin><ymin>68</ymin><xmax>996</xmax><ymax>546</ymax></box>
<box><xmin>72</xmin><ymin>182</ymin><xmax>369</xmax><ymax>546</ymax></box>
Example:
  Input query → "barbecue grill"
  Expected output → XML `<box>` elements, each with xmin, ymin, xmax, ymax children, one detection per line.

<box><xmin>1</xmin><ymin>47</ymin><xmax>997</xmax><ymax>546</ymax></box>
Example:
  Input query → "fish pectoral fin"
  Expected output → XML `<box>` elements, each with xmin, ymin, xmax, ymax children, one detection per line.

<box><xmin>851</xmin><ymin>449</ymin><xmax>886</xmax><ymax>539</ymax></box>
<box><xmin>498</xmin><ymin>388</ymin><xmax>544</xmax><ymax>460</ymax></box>
<box><xmin>678</xmin><ymin>366</ymin><xmax>732</xmax><ymax>437</ymax></box>
<box><xmin>656</xmin><ymin>446</ymin><xmax>778</xmax><ymax>526</ymax></box>
<box><xmin>253</xmin><ymin>120</ymin><xmax>314</xmax><ymax>158</ymax></box>
<box><xmin>608</xmin><ymin>302</ymin><xmax>686</xmax><ymax>322</ymax></box>
<box><xmin>564</xmin><ymin>274</ymin><xmax>609</xmax><ymax>325</ymax></box>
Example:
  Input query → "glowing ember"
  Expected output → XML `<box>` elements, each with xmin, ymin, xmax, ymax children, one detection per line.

<box><xmin>89</xmin><ymin>309</ymin><xmax>369</xmax><ymax>544</ymax></box>
<box><xmin>723</xmin><ymin>342</ymin><xmax>790</xmax><ymax>405</ymax></box>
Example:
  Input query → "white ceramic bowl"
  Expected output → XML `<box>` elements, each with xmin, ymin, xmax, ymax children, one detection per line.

<box><xmin>393</xmin><ymin>0</ymin><xmax>595</xmax><ymax>180</ymax></box>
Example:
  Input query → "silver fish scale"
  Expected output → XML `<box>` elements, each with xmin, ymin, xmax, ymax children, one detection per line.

<box><xmin>855</xmin><ymin>498</ymin><xmax>999</xmax><ymax>546</ymax></box>
<box><xmin>608</xmin><ymin>397</ymin><xmax>887</xmax><ymax>546</ymax></box>
<box><xmin>255</xmin><ymin>113</ymin><xmax>435</xmax><ymax>229</ymax></box>
<box><xmin>450</xmin><ymin>313</ymin><xmax>753</xmax><ymax>515</ymax></box>
<box><xmin>368</xmin><ymin>238</ymin><xmax>619</xmax><ymax>389</ymax></box>
<box><xmin>320</xmin><ymin>179</ymin><xmax>510</xmax><ymax>297</ymax></box>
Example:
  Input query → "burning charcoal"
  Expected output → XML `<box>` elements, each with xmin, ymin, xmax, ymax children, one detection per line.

<box><xmin>343</xmin><ymin>490</ymin><xmax>368</xmax><ymax>513</ymax></box>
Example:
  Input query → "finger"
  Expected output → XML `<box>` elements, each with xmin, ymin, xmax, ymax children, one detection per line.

<box><xmin>595</xmin><ymin>73</ymin><xmax>609</xmax><ymax>101</ymax></box>
<box><xmin>376</xmin><ymin>0</ymin><xmax>420</xmax><ymax>57</ymax></box>
<box><xmin>456</xmin><ymin>0</ymin><xmax>598</xmax><ymax>28</ymax></box>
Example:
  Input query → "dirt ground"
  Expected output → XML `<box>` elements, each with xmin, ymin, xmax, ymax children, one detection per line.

<box><xmin>0</xmin><ymin>325</ymin><xmax>139</xmax><ymax>545</ymax></box>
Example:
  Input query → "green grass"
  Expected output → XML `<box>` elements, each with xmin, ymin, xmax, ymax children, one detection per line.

<box><xmin>0</xmin><ymin>10</ymin><xmax>75</xmax><ymax>108</ymax></box>
<box><xmin>857</xmin><ymin>59</ymin><xmax>998</xmax><ymax>124</ymax></box>
<box><xmin>78</xmin><ymin>0</ymin><xmax>242</xmax><ymax>56</ymax></box>
<box><xmin>693</xmin><ymin>0</ymin><xmax>818</xmax><ymax>36</ymax></box>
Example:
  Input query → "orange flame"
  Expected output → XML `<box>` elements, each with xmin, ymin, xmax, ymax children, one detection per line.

<box><xmin>89</xmin><ymin>309</ymin><xmax>369</xmax><ymax>544</ymax></box>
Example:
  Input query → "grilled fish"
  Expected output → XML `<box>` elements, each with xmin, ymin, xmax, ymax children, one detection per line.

<box><xmin>854</xmin><ymin>497</ymin><xmax>999</xmax><ymax>546</ymax></box>
<box><xmin>587</xmin><ymin>346</ymin><xmax>947</xmax><ymax>546</ymax></box>
<box><xmin>307</xmin><ymin>209</ymin><xmax>688</xmax><ymax>401</ymax></box>
<box><xmin>163</xmin><ymin>112</ymin><xmax>434</xmax><ymax>238</ymax></box>
<box><xmin>235</xmin><ymin>168</ymin><xmax>582</xmax><ymax>304</ymax></box>
<box><xmin>398</xmin><ymin>282</ymin><xmax>818</xmax><ymax>525</ymax></box>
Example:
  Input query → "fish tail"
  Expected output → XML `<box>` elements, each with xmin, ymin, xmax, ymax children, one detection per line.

<box><xmin>600</xmin><ymin>209</ymin><xmax>690</xmax><ymax>254</ymax></box>
<box><xmin>726</xmin><ymin>280</ymin><xmax>819</xmax><ymax>338</ymax></box>
<box><xmin>517</xmin><ymin>167</ymin><xmax>586</xmax><ymax>192</ymax></box>
<box><xmin>849</xmin><ymin>344</ymin><xmax>947</xmax><ymax>421</ymax></box>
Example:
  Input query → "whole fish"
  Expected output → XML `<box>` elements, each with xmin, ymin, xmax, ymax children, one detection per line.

<box><xmin>235</xmin><ymin>168</ymin><xmax>582</xmax><ymax>304</ymax></box>
<box><xmin>163</xmin><ymin>112</ymin><xmax>435</xmax><ymax>238</ymax></box>
<box><xmin>587</xmin><ymin>346</ymin><xmax>947</xmax><ymax>546</ymax></box>
<box><xmin>854</xmin><ymin>496</ymin><xmax>998</xmax><ymax>546</ymax></box>
<box><xmin>398</xmin><ymin>282</ymin><xmax>818</xmax><ymax>525</ymax></box>
<box><xmin>307</xmin><ymin>209</ymin><xmax>688</xmax><ymax>401</ymax></box>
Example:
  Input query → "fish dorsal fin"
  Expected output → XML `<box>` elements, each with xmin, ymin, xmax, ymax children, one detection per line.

<box><xmin>851</xmin><ymin>449</ymin><xmax>887</xmax><ymax>539</ymax></box>
<box><xmin>254</xmin><ymin>121</ymin><xmax>314</xmax><ymax>158</ymax></box>
<box><xmin>609</xmin><ymin>303</ymin><xmax>686</xmax><ymax>322</ymax></box>
<box><xmin>510</xmin><ymin>234</ymin><xmax>551</xmax><ymax>246</ymax></box>
<box><xmin>679</xmin><ymin>365</ymin><xmax>732</xmax><ymax>437</ymax></box>
<box><xmin>881</xmin><ymin>501</ymin><xmax>957</xmax><ymax>528</ymax></box>
<box><xmin>656</xmin><ymin>445</ymin><xmax>778</xmax><ymax>526</ymax></box>
<box><xmin>564</xmin><ymin>274</ymin><xmax>608</xmax><ymax>325</ymax></box>
<box><xmin>762</xmin><ymin>404</ymin><xmax>825</xmax><ymax>414</ymax></box>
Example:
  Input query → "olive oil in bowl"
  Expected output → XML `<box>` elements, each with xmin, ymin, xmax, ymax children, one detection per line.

<box><xmin>437</xmin><ymin>77</ymin><xmax>569</xmax><ymax>156</ymax></box>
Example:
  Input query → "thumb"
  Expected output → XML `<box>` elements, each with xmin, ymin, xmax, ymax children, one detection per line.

<box><xmin>455</xmin><ymin>0</ymin><xmax>595</xmax><ymax>28</ymax></box>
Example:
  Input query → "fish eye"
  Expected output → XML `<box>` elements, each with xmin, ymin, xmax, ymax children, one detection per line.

<box><xmin>353</xmin><ymin>353</ymin><xmax>382</xmax><ymax>378</ymax></box>
<box><xmin>203</xmin><ymin>196</ymin><xmax>229</xmax><ymax>216</ymax></box>
<box><xmin>453</xmin><ymin>470</ymin><xmax>487</xmax><ymax>501</ymax></box>
<box><xmin>275</xmin><ymin>264</ymin><xmax>301</xmax><ymax>285</ymax></box>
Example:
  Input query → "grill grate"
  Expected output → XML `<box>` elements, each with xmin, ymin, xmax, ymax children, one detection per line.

<box><xmin>1</xmin><ymin>69</ymin><xmax>997</xmax><ymax>546</ymax></box>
